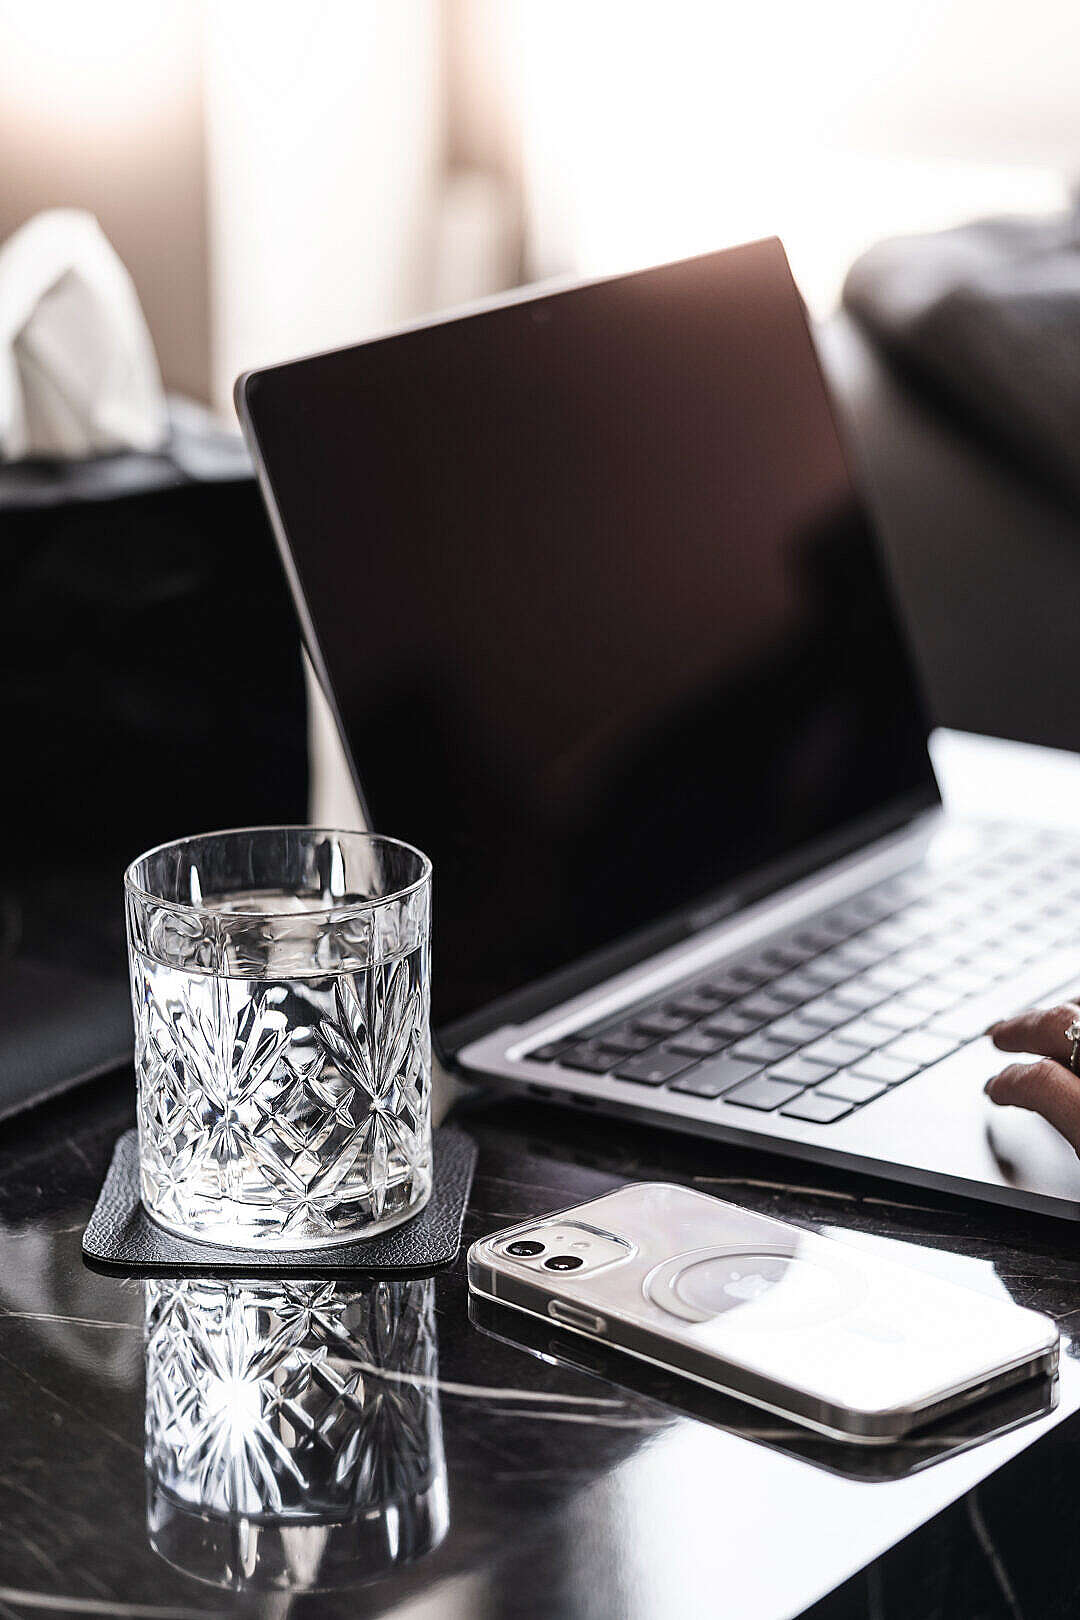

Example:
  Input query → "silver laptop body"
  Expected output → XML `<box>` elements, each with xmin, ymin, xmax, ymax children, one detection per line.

<box><xmin>458</xmin><ymin>810</ymin><xmax>1080</xmax><ymax>1219</ymax></box>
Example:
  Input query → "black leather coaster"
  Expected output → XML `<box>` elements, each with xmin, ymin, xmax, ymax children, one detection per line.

<box><xmin>82</xmin><ymin>1124</ymin><xmax>476</xmax><ymax>1276</ymax></box>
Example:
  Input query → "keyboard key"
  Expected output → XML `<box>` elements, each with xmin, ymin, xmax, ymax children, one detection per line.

<box><xmin>669</xmin><ymin>1055</ymin><xmax>763</xmax><ymax>1097</ymax></box>
<box><xmin>666</xmin><ymin>1028</ymin><xmax>728</xmax><ymax>1058</ymax></box>
<box><xmin>703</xmin><ymin>965</ymin><xmax>769</xmax><ymax>997</ymax></box>
<box><xmin>561</xmin><ymin>1043</ymin><xmax>619</xmax><ymax>1073</ymax></box>
<box><xmin>865</xmin><ymin>962</ymin><xmax>920</xmax><ymax>993</ymax></box>
<box><xmin>896</xmin><ymin>944</ymin><xmax>962</xmax><ymax>976</ymax></box>
<box><xmin>961</xmin><ymin>949</ymin><xmax>1012</xmax><ymax>981</ymax></box>
<box><xmin>862</xmin><ymin>919</ymin><xmax>918</xmax><ymax>951</ymax></box>
<box><xmin>880</xmin><ymin>873</ymin><xmax>928</xmax><ymax>903</ymax></box>
<box><xmin>665</xmin><ymin>990</ymin><xmax>727</xmax><ymax>1020</ymax></box>
<box><xmin>737</xmin><ymin>952</ymin><xmax>786</xmax><ymax>983</ymax></box>
<box><xmin>831</xmin><ymin>1016</ymin><xmax>892</xmax><ymax>1047</ymax></box>
<box><xmin>847</xmin><ymin>893</ymin><xmax>896</xmax><ymax>923</ymax></box>
<box><xmin>827</xmin><ymin>902</ymin><xmax>878</xmax><ymax>934</ymax></box>
<box><xmin>614</xmin><ymin>1049</ymin><xmax>696</xmax><ymax>1086</ymax></box>
<box><xmin>832</xmin><ymin>977</ymin><xmax>888</xmax><ymax>1012</ymax></box>
<box><xmin>698</xmin><ymin>972</ymin><xmax>750</xmax><ymax>1001</ymax></box>
<box><xmin>759</xmin><ymin>942</ymin><xmax>817</xmax><ymax>970</ymax></box>
<box><xmin>872</xmin><ymin>903</ymin><xmax>915</xmax><ymax>934</ymax></box>
<box><xmin>883</xmin><ymin>1031</ymin><xmax>958</xmax><ymax>1067</ymax></box>
<box><xmin>794</xmin><ymin>922</ymin><xmax>852</xmax><ymax>951</ymax></box>
<box><xmin>900</xmin><ymin>981</ymin><xmax>957</xmax><ymax>1014</ymax></box>
<box><xmin>800</xmin><ymin>956</ymin><xmax>851</xmax><ymax>989</ymax></box>
<box><xmin>760</xmin><ymin>983</ymin><xmax>805</xmax><ymax>1009</ymax></box>
<box><xmin>527</xmin><ymin>1039</ymin><xmax>575</xmax><ymax>1062</ymax></box>
<box><xmin>593</xmin><ymin>1026</ymin><xmax>655</xmax><ymax>1054</ymax></box>
<box><xmin>771</xmin><ymin>970</ymin><xmax>824</xmax><ymax>1002</ymax></box>
<box><xmin>702</xmin><ymin>1010</ymin><xmax>761</xmax><ymax>1040</ymax></box>
<box><xmin>734</xmin><ymin>992</ymin><xmax>795</xmax><ymax>1023</ymax></box>
<box><xmin>724</xmin><ymin>1076</ymin><xmax>804</xmax><ymax>1111</ymax></box>
<box><xmin>817</xmin><ymin>1072</ymin><xmax>888</xmax><ymax>1104</ymax></box>
<box><xmin>857</xmin><ymin>996</ymin><xmax>927</xmax><ymax>1033</ymax></box>
<box><xmin>919</xmin><ymin>1001</ymin><xmax>1000</xmax><ymax>1042</ymax></box>
<box><xmin>928</xmin><ymin>972</ymin><xmax>1056</xmax><ymax>1041</ymax></box>
<box><xmin>937</xmin><ymin>968</ymin><xmax>985</xmax><ymax>996</ymax></box>
<box><xmin>906</xmin><ymin>897</ymin><xmax>956</xmax><ymax>924</ymax></box>
<box><xmin>780</xmin><ymin>1092</ymin><xmax>854</xmax><ymax>1123</ymax></box>
<box><xmin>767</xmin><ymin>1055</ymin><xmax>838</xmax><ymax>1085</ymax></box>
<box><xmin>851</xmin><ymin>1052</ymin><xmax>919</xmax><ymax>1084</ymax></box>
<box><xmin>633</xmin><ymin>1009</ymin><xmax>694</xmax><ymax>1038</ymax></box>
<box><xmin>833</xmin><ymin>938</ymin><xmax>889</xmax><ymax>970</ymax></box>
<box><xmin>767</xmin><ymin>1014</ymin><xmax>824</xmax><ymax>1045</ymax></box>
<box><xmin>799</xmin><ymin>994</ymin><xmax>854</xmax><ymax>1029</ymax></box>
<box><xmin>803</xmin><ymin>1033</ymin><xmax>876</xmax><ymax>1066</ymax></box>
<box><xmin>730</xmin><ymin>1034</ymin><xmax>799</xmax><ymax>1065</ymax></box>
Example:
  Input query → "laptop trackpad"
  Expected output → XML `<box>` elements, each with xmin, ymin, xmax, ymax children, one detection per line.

<box><xmin>985</xmin><ymin>1107</ymin><xmax>1080</xmax><ymax>1201</ymax></box>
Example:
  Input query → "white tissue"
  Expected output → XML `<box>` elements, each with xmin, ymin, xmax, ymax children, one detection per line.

<box><xmin>0</xmin><ymin>209</ymin><xmax>168</xmax><ymax>461</ymax></box>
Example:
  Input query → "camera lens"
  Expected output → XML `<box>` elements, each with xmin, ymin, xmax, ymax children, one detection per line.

<box><xmin>544</xmin><ymin>1255</ymin><xmax>584</xmax><ymax>1271</ymax></box>
<box><xmin>506</xmin><ymin>1239</ymin><xmax>545</xmax><ymax>1257</ymax></box>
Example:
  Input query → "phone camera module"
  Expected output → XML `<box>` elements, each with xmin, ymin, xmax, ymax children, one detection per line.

<box><xmin>544</xmin><ymin>1255</ymin><xmax>584</xmax><ymax>1271</ymax></box>
<box><xmin>506</xmin><ymin>1240</ymin><xmax>545</xmax><ymax>1257</ymax></box>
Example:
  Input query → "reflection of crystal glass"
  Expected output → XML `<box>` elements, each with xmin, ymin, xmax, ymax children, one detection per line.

<box><xmin>144</xmin><ymin>1276</ymin><xmax>448</xmax><ymax>1592</ymax></box>
<box><xmin>125</xmin><ymin>828</ymin><xmax>432</xmax><ymax>1247</ymax></box>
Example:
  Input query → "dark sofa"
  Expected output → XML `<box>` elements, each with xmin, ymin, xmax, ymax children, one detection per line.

<box><xmin>820</xmin><ymin>314</ymin><xmax>1080</xmax><ymax>756</ymax></box>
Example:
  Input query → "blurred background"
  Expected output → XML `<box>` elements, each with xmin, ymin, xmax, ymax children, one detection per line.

<box><xmin>5</xmin><ymin>0</ymin><xmax>1080</xmax><ymax>1112</ymax></box>
<box><xmin>2</xmin><ymin>0</ymin><xmax>1076</xmax><ymax>416</ymax></box>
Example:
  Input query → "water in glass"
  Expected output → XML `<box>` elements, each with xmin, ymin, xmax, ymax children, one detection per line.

<box><xmin>127</xmin><ymin>832</ymin><xmax>432</xmax><ymax>1248</ymax></box>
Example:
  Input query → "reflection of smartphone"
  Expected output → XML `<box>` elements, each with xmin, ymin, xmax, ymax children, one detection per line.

<box><xmin>467</xmin><ymin>1183</ymin><xmax>1058</xmax><ymax>1445</ymax></box>
<box><xmin>468</xmin><ymin>1291</ymin><xmax>1058</xmax><ymax>1482</ymax></box>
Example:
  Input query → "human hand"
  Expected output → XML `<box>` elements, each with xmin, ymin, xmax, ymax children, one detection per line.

<box><xmin>986</xmin><ymin>1003</ymin><xmax>1080</xmax><ymax>1153</ymax></box>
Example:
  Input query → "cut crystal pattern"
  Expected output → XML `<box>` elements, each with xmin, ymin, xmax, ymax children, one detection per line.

<box><xmin>133</xmin><ymin>942</ymin><xmax>432</xmax><ymax>1246</ymax></box>
<box><xmin>144</xmin><ymin>1276</ymin><xmax>448</xmax><ymax>1591</ymax></box>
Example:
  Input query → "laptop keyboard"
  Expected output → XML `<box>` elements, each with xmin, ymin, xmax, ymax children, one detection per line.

<box><xmin>524</xmin><ymin>828</ymin><xmax>1080</xmax><ymax>1125</ymax></box>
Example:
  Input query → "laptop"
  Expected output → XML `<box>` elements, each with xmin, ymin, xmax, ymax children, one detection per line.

<box><xmin>238</xmin><ymin>237</ymin><xmax>1080</xmax><ymax>1220</ymax></box>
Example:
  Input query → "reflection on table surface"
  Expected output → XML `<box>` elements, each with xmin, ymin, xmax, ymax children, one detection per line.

<box><xmin>469</xmin><ymin>1290</ymin><xmax>1058</xmax><ymax>1486</ymax></box>
<box><xmin>144</xmin><ymin>1275</ymin><xmax>447</xmax><ymax>1593</ymax></box>
<box><xmin>2</xmin><ymin>1081</ymin><xmax>1080</xmax><ymax>1618</ymax></box>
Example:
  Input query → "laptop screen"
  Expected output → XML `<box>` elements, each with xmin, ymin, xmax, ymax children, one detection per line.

<box><xmin>242</xmin><ymin>239</ymin><xmax>938</xmax><ymax>1045</ymax></box>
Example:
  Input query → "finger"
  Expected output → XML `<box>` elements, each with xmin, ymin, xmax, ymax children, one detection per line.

<box><xmin>984</xmin><ymin>1059</ymin><xmax>1080</xmax><ymax>1152</ymax></box>
<box><xmin>987</xmin><ymin>1002</ymin><xmax>1080</xmax><ymax>1065</ymax></box>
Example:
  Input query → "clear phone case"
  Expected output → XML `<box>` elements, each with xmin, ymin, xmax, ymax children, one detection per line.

<box><xmin>467</xmin><ymin>1182</ymin><xmax>1058</xmax><ymax>1443</ymax></box>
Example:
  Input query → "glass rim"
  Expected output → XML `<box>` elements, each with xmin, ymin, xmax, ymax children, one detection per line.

<box><xmin>123</xmin><ymin>825</ymin><xmax>432</xmax><ymax>922</ymax></box>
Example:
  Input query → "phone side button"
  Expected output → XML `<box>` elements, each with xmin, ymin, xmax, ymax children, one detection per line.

<box><xmin>548</xmin><ymin>1300</ymin><xmax>606</xmax><ymax>1333</ymax></box>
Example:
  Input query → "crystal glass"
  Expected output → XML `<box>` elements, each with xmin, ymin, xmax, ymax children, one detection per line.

<box><xmin>125</xmin><ymin>827</ymin><xmax>432</xmax><ymax>1248</ymax></box>
<box><xmin>144</xmin><ymin>1275</ymin><xmax>448</xmax><ymax>1592</ymax></box>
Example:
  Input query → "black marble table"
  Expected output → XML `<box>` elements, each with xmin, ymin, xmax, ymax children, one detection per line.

<box><xmin>3</xmin><ymin>1069</ymin><xmax>1080</xmax><ymax>1620</ymax></box>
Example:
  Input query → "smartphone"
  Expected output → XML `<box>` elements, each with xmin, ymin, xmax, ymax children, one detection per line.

<box><xmin>468</xmin><ymin>1291</ymin><xmax>1058</xmax><ymax>1481</ymax></box>
<box><xmin>466</xmin><ymin>1182</ymin><xmax>1058</xmax><ymax>1445</ymax></box>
